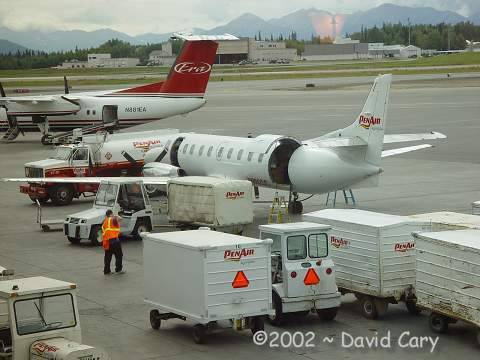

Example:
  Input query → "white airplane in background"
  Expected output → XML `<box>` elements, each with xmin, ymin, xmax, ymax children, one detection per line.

<box><xmin>4</xmin><ymin>74</ymin><xmax>446</xmax><ymax>213</ymax></box>
<box><xmin>0</xmin><ymin>33</ymin><xmax>238</xmax><ymax>144</ymax></box>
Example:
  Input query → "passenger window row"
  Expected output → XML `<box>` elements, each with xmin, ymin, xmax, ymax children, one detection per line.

<box><xmin>180</xmin><ymin>143</ymin><xmax>264</xmax><ymax>163</ymax></box>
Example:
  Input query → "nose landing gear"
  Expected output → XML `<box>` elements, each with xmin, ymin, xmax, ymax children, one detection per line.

<box><xmin>288</xmin><ymin>191</ymin><xmax>304</xmax><ymax>215</ymax></box>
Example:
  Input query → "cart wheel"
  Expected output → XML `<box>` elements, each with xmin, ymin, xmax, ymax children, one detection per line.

<box><xmin>251</xmin><ymin>316</ymin><xmax>265</xmax><ymax>334</ymax></box>
<box><xmin>296</xmin><ymin>310</ymin><xmax>311</xmax><ymax>317</ymax></box>
<box><xmin>149</xmin><ymin>310</ymin><xmax>161</xmax><ymax>330</ymax></box>
<box><xmin>374</xmin><ymin>298</ymin><xmax>389</xmax><ymax>317</ymax></box>
<box><xmin>193</xmin><ymin>324</ymin><xmax>207</xmax><ymax>344</ymax></box>
<box><xmin>316</xmin><ymin>307</ymin><xmax>339</xmax><ymax>321</ymax></box>
<box><xmin>268</xmin><ymin>291</ymin><xmax>285</xmax><ymax>326</ymax></box>
<box><xmin>360</xmin><ymin>296</ymin><xmax>379</xmax><ymax>320</ymax></box>
<box><xmin>429</xmin><ymin>312</ymin><xmax>449</xmax><ymax>333</ymax></box>
<box><xmin>67</xmin><ymin>236</ymin><xmax>81</xmax><ymax>244</ymax></box>
<box><xmin>405</xmin><ymin>300</ymin><xmax>422</xmax><ymax>315</ymax></box>
<box><xmin>133</xmin><ymin>219</ymin><xmax>152</xmax><ymax>240</ymax></box>
<box><xmin>89</xmin><ymin>225</ymin><xmax>102</xmax><ymax>246</ymax></box>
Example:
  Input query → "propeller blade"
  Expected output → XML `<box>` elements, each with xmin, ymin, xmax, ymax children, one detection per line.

<box><xmin>64</xmin><ymin>76</ymin><xmax>69</xmax><ymax>94</ymax></box>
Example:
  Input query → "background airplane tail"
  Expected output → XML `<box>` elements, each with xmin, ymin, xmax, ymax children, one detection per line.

<box><xmin>113</xmin><ymin>40</ymin><xmax>218</xmax><ymax>97</ymax></box>
<box><xmin>322</xmin><ymin>74</ymin><xmax>392</xmax><ymax>166</ymax></box>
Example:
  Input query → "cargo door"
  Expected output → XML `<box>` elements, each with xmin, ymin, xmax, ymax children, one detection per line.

<box><xmin>102</xmin><ymin>105</ymin><xmax>118</xmax><ymax>127</ymax></box>
<box><xmin>205</xmin><ymin>244</ymin><xmax>271</xmax><ymax>319</ymax></box>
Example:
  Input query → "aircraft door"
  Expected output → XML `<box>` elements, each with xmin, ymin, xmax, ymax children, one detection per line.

<box><xmin>102</xmin><ymin>105</ymin><xmax>118</xmax><ymax>127</ymax></box>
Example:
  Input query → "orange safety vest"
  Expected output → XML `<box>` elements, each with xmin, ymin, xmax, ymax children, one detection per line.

<box><xmin>102</xmin><ymin>217</ymin><xmax>120</xmax><ymax>250</ymax></box>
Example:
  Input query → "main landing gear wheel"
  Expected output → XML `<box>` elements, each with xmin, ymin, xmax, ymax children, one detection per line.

<box><xmin>149</xmin><ymin>310</ymin><xmax>161</xmax><ymax>330</ymax></box>
<box><xmin>288</xmin><ymin>201</ymin><xmax>303</xmax><ymax>215</ymax></box>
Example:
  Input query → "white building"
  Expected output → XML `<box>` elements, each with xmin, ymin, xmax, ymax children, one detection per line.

<box><xmin>369</xmin><ymin>44</ymin><xmax>421</xmax><ymax>58</ymax></box>
<box><xmin>302</xmin><ymin>43</ymin><xmax>369</xmax><ymax>61</ymax></box>
<box><xmin>148</xmin><ymin>42</ymin><xmax>176</xmax><ymax>66</ymax></box>
<box><xmin>248</xmin><ymin>39</ymin><xmax>298</xmax><ymax>62</ymax></box>
<box><xmin>61</xmin><ymin>53</ymin><xmax>139</xmax><ymax>69</ymax></box>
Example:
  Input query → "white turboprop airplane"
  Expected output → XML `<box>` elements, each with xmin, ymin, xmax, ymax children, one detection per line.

<box><xmin>0</xmin><ymin>33</ymin><xmax>238</xmax><ymax>144</ymax></box>
<box><xmin>4</xmin><ymin>74</ymin><xmax>446</xmax><ymax>213</ymax></box>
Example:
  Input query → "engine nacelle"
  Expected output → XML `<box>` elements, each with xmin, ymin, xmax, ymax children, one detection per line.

<box><xmin>287</xmin><ymin>146</ymin><xmax>380</xmax><ymax>194</ymax></box>
<box><xmin>144</xmin><ymin>146</ymin><xmax>167</xmax><ymax>164</ymax></box>
<box><xmin>142</xmin><ymin>162</ymin><xmax>184</xmax><ymax>177</ymax></box>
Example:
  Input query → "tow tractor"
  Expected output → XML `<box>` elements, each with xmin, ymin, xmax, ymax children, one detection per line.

<box><xmin>258</xmin><ymin>222</ymin><xmax>341</xmax><ymax>325</ymax></box>
<box><xmin>64</xmin><ymin>179</ymin><xmax>154</xmax><ymax>245</ymax></box>
<box><xmin>0</xmin><ymin>269</ymin><xmax>109</xmax><ymax>359</ymax></box>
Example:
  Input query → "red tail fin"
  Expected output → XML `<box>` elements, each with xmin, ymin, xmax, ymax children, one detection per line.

<box><xmin>113</xmin><ymin>40</ymin><xmax>218</xmax><ymax>96</ymax></box>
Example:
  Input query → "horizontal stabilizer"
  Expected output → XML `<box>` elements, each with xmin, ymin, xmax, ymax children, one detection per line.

<box><xmin>306</xmin><ymin>136</ymin><xmax>367</xmax><ymax>148</ymax></box>
<box><xmin>172</xmin><ymin>33</ymin><xmax>239</xmax><ymax>41</ymax></box>
<box><xmin>383</xmin><ymin>132</ymin><xmax>446</xmax><ymax>144</ymax></box>
<box><xmin>381</xmin><ymin>144</ymin><xmax>432</xmax><ymax>158</ymax></box>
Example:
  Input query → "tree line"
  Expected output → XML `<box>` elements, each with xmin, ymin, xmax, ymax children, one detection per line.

<box><xmin>0</xmin><ymin>39</ymin><xmax>183</xmax><ymax>70</ymax></box>
<box><xmin>348</xmin><ymin>22</ymin><xmax>480</xmax><ymax>50</ymax></box>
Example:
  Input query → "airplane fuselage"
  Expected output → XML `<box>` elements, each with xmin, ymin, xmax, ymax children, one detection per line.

<box><xmin>143</xmin><ymin>132</ymin><xmax>381</xmax><ymax>195</ymax></box>
<box><xmin>1</xmin><ymin>93</ymin><xmax>206</xmax><ymax>132</ymax></box>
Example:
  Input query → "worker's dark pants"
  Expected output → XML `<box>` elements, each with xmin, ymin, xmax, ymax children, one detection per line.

<box><xmin>104</xmin><ymin>241</ymin><xmax>123</xmax><ymax>274</ymax></box>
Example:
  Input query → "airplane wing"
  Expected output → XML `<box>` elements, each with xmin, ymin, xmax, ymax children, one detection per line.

<box><xmin>381</xmin><ymin>144</ymin><xmax>433</xmax><ymax>158</ymax></box>
<box><xmin>2</xmin><ymin>177</ymin><xmax>170</xmax><ymax>185</ymax></box>
<box><xmin>0</xmin><ymin>96</ymin><xmax>56</xmax><ymax>104</ymax></box>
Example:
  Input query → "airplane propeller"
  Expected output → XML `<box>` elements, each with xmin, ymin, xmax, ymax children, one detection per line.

<box><xmin>64</xmin><ymin>76</ymin><xmax>70</xmax><ymax>94</ymax></box>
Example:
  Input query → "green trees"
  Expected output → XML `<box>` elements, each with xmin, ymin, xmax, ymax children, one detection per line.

<box><xmin>349</xmin><ymin>22</ymin><xmax>480</xmax><ymax>50</ymax></box>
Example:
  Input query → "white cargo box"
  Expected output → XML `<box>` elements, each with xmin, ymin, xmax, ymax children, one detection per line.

<box><xmin>409</xmin><ymin>211</ymin><xmax>480</xmax><ymax>231</ymax></box>
<box><xmin>303</xmin><ymin>209</ymin><xmax>431</xmax><ymax>299</ymax></box>
<box><xmin>414</xmin><ymin>230</ymin><xmax>480</xmax><ymax>327</ymax></box>
<box><xmin>143</xmin><ymin>230</ymin><xmax>273</xmax><ymax>323</ymax></box>
<box><xmin>167</xmin><ymin>177</ymin><xmax>253</xmax><ymax>227</ymax></box>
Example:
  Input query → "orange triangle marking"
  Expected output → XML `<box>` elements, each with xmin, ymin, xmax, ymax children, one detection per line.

<box><xmin>232</xmin><ymin>271</ymin><xmax>249</xmax><ymax>288</ymax></box>
<box><xmin>304</xmin><ymin>268</ymin><xmax>320</xmax><ymax>286</ymax></box>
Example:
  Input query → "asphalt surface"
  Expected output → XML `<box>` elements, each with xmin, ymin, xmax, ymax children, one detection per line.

<box><xmin>0</xmin><ymin>74</ymin><xmax>479</xmax><ymax>359</ymax></box>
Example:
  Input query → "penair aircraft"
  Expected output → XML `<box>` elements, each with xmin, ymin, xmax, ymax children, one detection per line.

<box><xmin>4</xmin><ymin>74</ymin><xmax>446</xmax><ymax>213</ymax></box>
<box><xmin>0</xmin><ymin>33</ymin><xmax>238</xmax><ymax>145</ymax></box>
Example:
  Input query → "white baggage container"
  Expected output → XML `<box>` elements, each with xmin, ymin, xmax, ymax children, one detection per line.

<box><xmin>413</xmin><ymin>230</ymin><xmax>480</xmax><ymax>344</ymax></box>
<box><xmin>409</xmin><ymin>211</ymin><xmax>480</xmax><ymax>231</ymax></box>
<box><xmin>143</xmin><ymin>229</ymin><xmax>273</xmax><ymax>344</ymax></box>
<box><xmin>303</xmin><ymin>209</ymin><xmax>431</xmax><ymax>319</ymax></box>
<box><xmin>167</xmin><ymin>177</ymin><xmax>253</xmax><ymax>228</ymax></box>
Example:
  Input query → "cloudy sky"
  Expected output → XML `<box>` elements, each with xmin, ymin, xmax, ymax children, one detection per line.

<box><xmin>0</xmin><ymin>0</ymin><xmax>478</xmax><ymax>35</ymax></box>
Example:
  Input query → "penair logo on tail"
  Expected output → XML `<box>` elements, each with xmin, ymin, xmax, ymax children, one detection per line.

<box><xmin>174</xmin><ymin>62</ymin><xmax>212</xmax><ymax>74</ymax></box>
<box><xmin>359</xmin><ymin>114</ymin><xmax>381</xmax><ymax>129</ymax></box>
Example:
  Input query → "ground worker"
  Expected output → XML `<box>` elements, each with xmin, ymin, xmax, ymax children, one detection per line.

<box><xmin>102</xmin><ymin>209</ymin><xmax>125</xmax><ymax>275</ymax></box>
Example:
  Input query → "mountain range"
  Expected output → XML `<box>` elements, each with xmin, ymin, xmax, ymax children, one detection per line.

<box><xmin>1</xmin><ymin>3</ymin><xmax>479</xmax><ymax>53</ymax></box>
